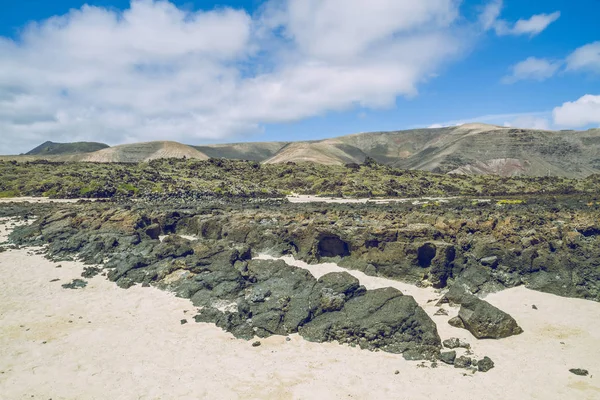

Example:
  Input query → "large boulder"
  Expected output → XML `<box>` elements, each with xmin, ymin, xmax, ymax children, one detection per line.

<box><xmin>299</xmin><ymin>287</ymin><xmax>441</xmax><ymax>359</ymax></box>
<box><xmin>442</xmin><ymin>285</ymin><xmax>523</xmax><ymax>339</ymax></box>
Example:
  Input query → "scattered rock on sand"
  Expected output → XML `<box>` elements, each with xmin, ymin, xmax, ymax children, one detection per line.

<box><xmin>448</xmin><ymin>316</ymin><xmax>465</xmax><ymax>329</ymax></box>
<box><xmin>434</xmin><ymin>308</ymin><xmax>448</xmax><ymax>316</ymax></box>
<box><xmin>477</xmin><ymin>356</ymin><xmax>495</xmax><ymax>372</ymax></box>
<box><xmin>82</xmin><ymin>266</ymin><xmax>102</xmax><ymax>278</ymax></box>
<box><xmin>458</xmin><ymin>296</ymin><xmax>523</xmax><ymax>339</ymax></box>
<box><xmin>252</xmin><ymin>341</ymin><xmax>261</xmax><ymax>347</ymax></box>
<box><xmin>439</xmin><ymin>351</ymin><xmax>456</xmax><ymax>365</ymax></box>
<box><xmin>454</xmin><ymin>356</ymin><xmax>472</xmax><ymax>369</ymax></box>
<box><xmin>442</xmin><ymin>338</ymin><xmax>470</xmax><ymax>349</ymax></box>
<box><xmin>61</xmin><ymin>279</ymin><xmax>88</xmax><ymax>289</ymax></box>
<box><xmin>443</xmin><ymin>286</ymin><xmax>523</xmax><ymax>339</ymax></box>
<box><xmin>569</xmin><ymin>368</ymin><xmax>589</xmax><ymax>376</ymax></box>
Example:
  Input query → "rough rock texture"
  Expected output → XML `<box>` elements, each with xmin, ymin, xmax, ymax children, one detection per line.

<box><xmin>299</xmin><ymin>287</ymin><xmax>441</xmax><ymax>359</ymax></box>
<box><xmin>477</xmin><ymin>357</ymin><xmax>495</xmax><ymax>372</ymax></box>
<box><xmin>440</xmin><ymin>351</ymin><xmax>457</xmax><ymax>365</ymax></box>
<box><xmin>442</xmin><ymin>286</ymin><xmax>523</xmax><ymax>339</ymax></box>
<box><xmin>442</xmin><ymin>338</ymin><xmax>470</xmax><ymax>349</ymax></box>
<box><xmin>454</xmin><ymin>356</ymin><xmax>472</xmax><ymax>369</ymax></box>
<box><xmin>569</xmin><ymin>368</ymin><xmax>589</xmax><ymax>376</ymax></box>
<box><xmin>4</xmin><ymin>195</ymin><xmax>600</xmax><ymax>361</ymax></box>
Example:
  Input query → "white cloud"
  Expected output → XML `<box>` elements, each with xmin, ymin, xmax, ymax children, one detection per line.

<box><xmin>502</xmin><ymin>57</ymin><xmax>561</xmax><ymax>83</ymax></box>
<box><xmin>481</xmin><ymin>1</ymin><xmax>560</xmax><ymax>37</ymax></box>
<box><xmin>553</xmin><ymin>95</ymin><xmax>600</xmax><ymax>128</ymax></box>
<box><xmin>566</xmin><ymin>41</ymin><xmax>600</xmax><ymax>73</ymax></box>
<box><xmin>479</xmin><ymin>0</ymin><xmax>503</xmax><ymax>31</ymax></box>
<box><xmin>0</xmin><ymin>0</ymin><xmax>469</xmax><ymax>154</ymax></box>
<box><xmin>425</xmin><ymin>111</ymin><xmax>551</xmax><ymax>129</ymax></box>
<box><xmin>503</xmin><ymin>116</ymin><xmax>550</xmax><ymax>130</ymax></box>
<box><xmin>500</xmin><ymin>11</ymin><xmax>561</xmax><ymax>36</ymax></box>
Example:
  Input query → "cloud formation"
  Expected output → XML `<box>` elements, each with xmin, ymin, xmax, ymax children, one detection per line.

<box><xmin>495</xmin><ymin>11</ymin><xmax>561</xmax><ymax>37</ymax></box>
<box><xmin>502</xmin><ymin>57</ymin><xmax>562</xmax><ymax>83</ymax></box>
<box><xmin>481</xmin><ymin>1</ymin><xmax>560</xmax><ymax>37</ymax></box>
<box><xmin>553</xmin><ymin>95</ymin><xmax>600</xmax><ymax>128</ymax></box>
<box><xmin>0</xmin><ymin>0</ymin><xmax>468</xmax><ymax>154</ymax></box>
<box><xmin>566</xmin><ymin>41</ymin><xmax>600</xmax><ymax>73</ymax></box>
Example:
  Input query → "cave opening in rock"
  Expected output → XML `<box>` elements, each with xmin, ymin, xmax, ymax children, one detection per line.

<box><xmin>318</xmin><ymin>236</ymin><xmax>350</xmax><ymax>258</ymax></box>
<box><xmin>417</xmin><ymin>243</ymin><xmax>437</xmax><ymax>268</ymax></box>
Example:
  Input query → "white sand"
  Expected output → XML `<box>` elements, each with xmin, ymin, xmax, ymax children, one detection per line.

<box><xmin>0</xmin><ymin>197</ymin><xmax>100</xmax><ymax>204</ymax></box>
<box><xmin>1</xmin><ymin>220</ymin><xmax>599</xmax><ymax>399</ymax></box>
<box><xmin>286</xmin><ymin>195</ymin><xmax>454</xmax><ymax>204</ymax></box>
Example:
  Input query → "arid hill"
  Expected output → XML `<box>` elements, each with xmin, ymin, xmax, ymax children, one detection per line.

<box><xmin>25</xmin><ymin>141</ymin><xmax>109</xmax><ymax>156</ymax></box>
<box><xmin>79</xmin><ymin>141</ymin><xmax>209</xmax><ymax>163</ymax></box>
<box><xmin>10</xmin><ymin>123</ymin><xmax>600</xmax><ymax>177</ymax></box>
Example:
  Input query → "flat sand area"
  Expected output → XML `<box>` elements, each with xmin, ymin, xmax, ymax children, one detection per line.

<box><xmin>1</xmin><ymin>218</ymin><xmax>599</xmax><ymax>399</ymax></box>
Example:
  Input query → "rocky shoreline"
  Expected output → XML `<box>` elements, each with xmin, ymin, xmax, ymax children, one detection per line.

<box><xmin>2</xmin><ymin>194</ymin><xmax>598</xmax><ymax>369</ymax></box>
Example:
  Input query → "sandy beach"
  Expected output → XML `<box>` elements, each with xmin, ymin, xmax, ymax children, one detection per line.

<box><xmin>1</xmin><ymin>218</ymin><xmax>599</xmax><ymax>399</ymax></box>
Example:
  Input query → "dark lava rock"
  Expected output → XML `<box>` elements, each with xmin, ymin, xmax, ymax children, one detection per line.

<box><xmin>440</xmin><ymin>351</ymin><xmax>457</xmax><ymax>365</ymax></box>
<box><xmin>443</xmin><ymin>286</ymin><xmax>523</xmax><ymax>339</ymax></box>
<box><xmin>145</xmin><ymin>223</ymin><xmax>162</xmax><ymax>240</ymax></box>
<box><xmin>81</xmin><ymin>266</ymin><xmax>102</xmax><ymax>278</ymax></box>
<box><xmin>454</xmin><ymin>356</ymin><xmax>472</xmax><ymax>369</ymax></box>
<box><xmin>457</xmin><ymin>296</ymin><xmax>523</xmax><ymax>339</ymax></box>
<box><xmin>448</xmin><ymin>316</ymin><xmax>465</xmax><ymax>329</ymax></box>
<box><xmin>480</xmin><ymin>256</ymin><xmax>499</xmax><ymax>268</ymax></box>
<box><xmin>442</xmin><ymin>338</ymin><xmax>470</xmax><ymax>349</ymax></box>
<box><xmin>477</xmin><ymin>356</ymin><xmax>495</xmax><ymax>372</ymax></box>
<box><xmin>569</xmin><ymin>368</ymin><xmax>589</xmax><ymax>376</ymax></box>
<box><xmin>61</xmin><ymin>279</ymin><xmax>88</xmax><ymax>289</ymax></box>
<box><xmin>299</xmin><ymin>287</ymin><xmax>441</xmax><ymax>360</ymax></box>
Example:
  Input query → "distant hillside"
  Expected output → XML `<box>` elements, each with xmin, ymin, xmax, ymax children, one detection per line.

<box><xmin>7</xmin><ymin>124</ymin><xmax>600</xmax><ymax>177</ymax></box>
<box><xmin>79</xmin><ymin>141</ymin><xmax>209</xmax><ymax>163</ymax></box>
<box><xmin>25</xmin><ymin>141</ymin><xmax>109</xmax><ymax>155</ymax></box>
<box><xmin>194</xmin><ymin>142</ymin><xmax>287</xmax><ymax>162</ymax></box>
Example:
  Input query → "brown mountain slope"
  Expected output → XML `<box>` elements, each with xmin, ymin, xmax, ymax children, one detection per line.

<box><xmin>194</xmin><ymin>142</ymin><xmax>288</xmax><ymax>162</ymax></box>
<box><xmin>78</xmin><ymin>141</ymin><xmax>209</xmax><ymax>163</ymax></box>
<box><xmin>5</xmin><ymin>124</ymin><xmax>600</xmax><ymax>177</ymax></box>
<box><xmin>263</xmin><ymin>141</ymin><xmax>369</xmax><ymax>165</ymax></box>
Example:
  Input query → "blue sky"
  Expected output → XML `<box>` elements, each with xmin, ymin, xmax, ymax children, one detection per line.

<box><xmin>0</xmin><ymin>0</ymin><xmax>599</xmax><ymax>152</ymax></box>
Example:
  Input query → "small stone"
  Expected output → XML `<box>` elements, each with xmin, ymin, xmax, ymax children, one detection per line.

<box><xmin>434</xmin><ymin>308</ymin><xmax>449</xmax><ymax>316</ymax></box>
<box><xmin>569</xmin><ymin>368</ymin><xmax>589</xmax><ymax>376</ymax></box>
<box><xmin>285</xmin><ymin>337</ymin><xmax>291</xmax><ymax>342</ymax></box>
<box><xmin>477</xmin><ymin>356</ymin><xmax>495</xmax><ymax>372</ymax></box>
<box><xmin>454</xmin><ymin>356</ymin><xmax>472</xmax><ymax>369</ymax></box>
<box><xmin>50</xmin><ymin>279</ymin><xmax>60</xmax><ymax>282</ymax></box>
<box><xmin>448</xmin><ymin>316</ymin><xmax>465</xmax><ymax>329</ymax></box>
<box><xmin>180</xmin><ymin>319</ymin><xmax>188</xmax><ymax>325</ymax></box>
<box><xmin>252</xmin><ymin>341</ymin><xmax>261</xmax><ymax>347</ymax></box>
<box><xmin>532</xmin><ymin>305</ymin><xmax>538</xmax><ymax>310</ymax></box>
<box><xmin>61</xmin><ymin>279</ymin><xmax>87</xmax><ymax>290</ymax></box>
<box><xmin>42</xmin><ymin>341</ymin><xmax>47</xmax><ymax>344</ymax></box>
<box><xmin>442</xmin><ymin>338</ymin><xmax>470</xmax><ymax>349</ymax></box>
<box><xmin>55</xmin><ymin>265</ymin><xmax>62</xmax><ymax>268</ymax></box>
<box><xmin>480</xmin><ymin>256</ymin><xmax>499</xmax><ymax>268</ymax></box>
<box><xmin>440</xmin><ymin>351</ymin><xmax>457</xmax><ymax>365</ymax></box>
<box><xmin>394</xmin><ymin>370</ymin><xmax>399</xmax><ymax>375</ymax></box>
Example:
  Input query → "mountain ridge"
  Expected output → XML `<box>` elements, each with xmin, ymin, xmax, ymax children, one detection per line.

<box><xmin>7</xmin><ymin>123</ymin><xmax>600</xmax><ymax>178</ymax></box>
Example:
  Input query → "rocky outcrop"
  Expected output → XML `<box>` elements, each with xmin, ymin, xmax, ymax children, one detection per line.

<box><xmin>299</xmin><ymin>287</ymin><xmax>441</xmax><ymax>359</ymax></box>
